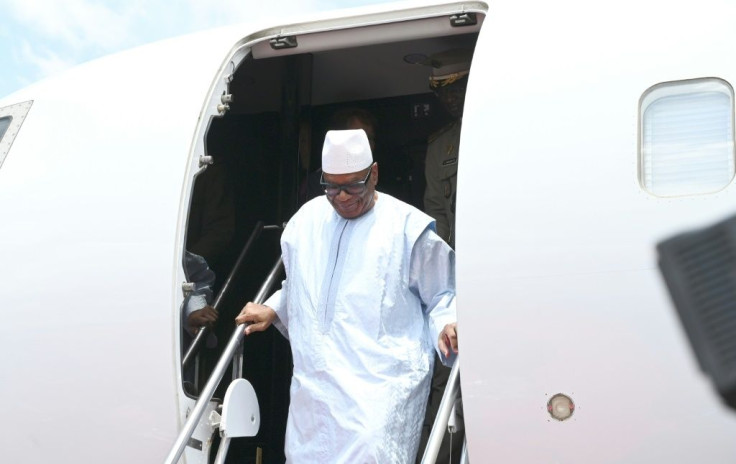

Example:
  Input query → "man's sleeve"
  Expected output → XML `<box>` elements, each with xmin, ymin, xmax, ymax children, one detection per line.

<box><xmin>182</xmin><ymin>251</ymin><xmax>217</xmax><ymax>339</ymax></box>
<box><xmin>263</xmin><ymin>286</ymin><xmax>289</xmax><ymax>340</ymax></box>
<box><xmin>409</xmin><ymin>227</ymin><xmax>457</xmax><ymax>366</ymax></box>
<box><xmin>183</xmin><ymin>252</ymin><xmax>216</xmax><ymax>321</ymax></box>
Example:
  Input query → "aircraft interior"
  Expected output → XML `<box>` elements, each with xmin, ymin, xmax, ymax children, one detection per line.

<box><xmin>181</xmin><ymin>8</ymin><xmax>484</xmax><ymax>463</ymax></box>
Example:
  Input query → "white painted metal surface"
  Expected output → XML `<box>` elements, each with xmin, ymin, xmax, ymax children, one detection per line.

<box><xmin>458</xmin><ymin>0</ymin><xmax>736</xmax><ymax>461</ymax></box>
<box><xmin>0</xmin><ymin>100</ymin><xmax>33</xmax><ymax>169</ymax></box>
<box><xmin>221</xmin><ymin>378</ymin><xmax>260</xmax><ymax>438</ymax></box>
<box><xmin>0</xmin><ymin>26</ymin><xmax>247</xmax><ymax>463</ymax></box>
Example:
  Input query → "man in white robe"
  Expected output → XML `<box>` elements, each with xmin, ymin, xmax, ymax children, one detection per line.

<box><xmin>237</xmin><ymin>129</ymin><xmax>458</xmax><ymax>463</ymax></box>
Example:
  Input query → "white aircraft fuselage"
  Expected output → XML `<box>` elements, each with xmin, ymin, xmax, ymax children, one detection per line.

<box><xmin>1</xmin><ymin>1</ymin><xmax>735</xmax><ymax>462</ymax></box>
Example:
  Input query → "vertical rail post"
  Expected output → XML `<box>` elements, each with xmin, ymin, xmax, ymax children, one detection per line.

<box><xmin>420</xmin><ymin>357</ymin><xmax>461</xmax><ymax>464</ymax></box>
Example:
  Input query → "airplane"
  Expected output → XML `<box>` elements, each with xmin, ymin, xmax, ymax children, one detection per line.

<box><xmin>1</xmin><ymin>0</ymin><xmax>735</xmax><ymax>462</ymax></box>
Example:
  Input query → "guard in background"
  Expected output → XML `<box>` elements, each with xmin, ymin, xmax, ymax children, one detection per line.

<box><xmin>186</xmin><ymin>161</ymin><xmax>235</xmax><ymax>287</ymax></box>
<box><xmin>419</xmin><ymin>48</ymin><xmax>471</xmax><ymax>464</ymax></box>
<box><xmin>423</xmin><ymin>49</ymin><xmax>471</xmax><ymax>249</ymax></box>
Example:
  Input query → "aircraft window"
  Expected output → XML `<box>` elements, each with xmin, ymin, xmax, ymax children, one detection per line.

<box><xmin>0</xmin><ymin>100</ymin><xmax>33</xmax><ymax>170</ymax></box>
<box><xmin>0</xmin><ymin>117</ymin><xmax>10</xmax><ymax>140</ymax></box>
<box><xmin>640</xmin><ymin>78</ymin><xmax>734</xmax><ymax>197</ymax></box>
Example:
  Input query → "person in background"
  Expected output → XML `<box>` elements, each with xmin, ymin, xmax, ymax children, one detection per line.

<box><xmin>186</xmin><ymin>161</ymin><xmax>235</xmax><ymax>285</ymax></box>
<box><xmin>183</xmin><ymin>251</ymin><xmax>218</xmax><ymax>336</ymax></box>
<box><xmin>423</xmin><ymin>49</ymin><xmax>471</xmax><ymax>249</ymax></box>
<box><xmin>181</xmin><ymin>250</ymin><xmax>219</xmax><ymax>394</ymax></box>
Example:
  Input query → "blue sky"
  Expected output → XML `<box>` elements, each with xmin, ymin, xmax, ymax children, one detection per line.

<box><xmin>0</xmin><ymin>0</ymin><xmax>395</xmax><ymax>98</ymax></box>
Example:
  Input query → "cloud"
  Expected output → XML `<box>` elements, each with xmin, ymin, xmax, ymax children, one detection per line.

<box><xmin>4</xmin><ymin>0</ymin><xmax>133</xmax><ymax>52</ymax></box>
<box><xmin>3</xmin><ymin>0</ymin><xmax>327</xmax><ymax>58</ymax></box>
<box><xmin>0</xmin><ymin>0</ymin><xmax>393</xmax><ymax>97</ymax></box>
<box><xmin>16</xmin><ymin>40</ymin><xmax>77</xmax><ymax>80</ymax></box>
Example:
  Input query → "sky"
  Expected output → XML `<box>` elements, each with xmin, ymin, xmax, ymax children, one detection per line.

<box><xmin>0</xmin><ymin>0</ymin><xmax>396</xmax><ymax>99</ymax></box>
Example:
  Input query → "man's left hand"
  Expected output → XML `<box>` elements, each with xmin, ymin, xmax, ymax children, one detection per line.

<box><xmin>438</xmin><ymin>323</ymin><xmax>458</xmax><ymax>358</ymax></box>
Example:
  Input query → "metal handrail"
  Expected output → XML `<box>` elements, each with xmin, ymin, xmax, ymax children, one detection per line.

<box><xmin>231</xmin><ymin>247</ymin><xmax>284</xmax><ymax>380</ymax></box>
<box><xmin>164</xmin><ymin>256</ymin><xmax>284</xmax><ymax>464</ymax></box>
<box><xmin>420</xmin><ymin>357</ymin><xmax>462</xmax><ymax>464</ymax></box>
<box><xmin>460</xmin><ymin>436</ymin><xmax>469</xmax><ymax>464</ymax></box>
<box><xmin>182</xmin><ymin>221</ymin><xmax>266</xmax><ymax>369</ymax></box>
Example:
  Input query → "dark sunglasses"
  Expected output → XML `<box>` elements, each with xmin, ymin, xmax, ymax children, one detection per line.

<box><xmin>320</xmin><ymin>164</ymin><xmax>374</xmax><ymax>197</ymax></box>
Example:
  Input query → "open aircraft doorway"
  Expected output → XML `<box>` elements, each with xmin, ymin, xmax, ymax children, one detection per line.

<box><xmin>174</xmin><ymin>3</ymin><xmax>485</xmax><ymax>463</ymax></box>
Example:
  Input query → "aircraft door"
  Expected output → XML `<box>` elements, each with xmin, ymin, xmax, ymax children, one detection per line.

<box><xmin>455</xmin><ymin>0</ymin><xmax>736</xmax><ymax>461</ymax></box>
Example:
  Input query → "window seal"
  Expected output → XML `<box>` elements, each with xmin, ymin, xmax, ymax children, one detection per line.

<box><xmin>0</xmin><ymin>100</ymin><xmax>33</xmax><ymax>171</ymax></box>
<box><xmin>638</xmin><ymin>78</ymin><xmax>735</xmax><ymax>197</ymax></box>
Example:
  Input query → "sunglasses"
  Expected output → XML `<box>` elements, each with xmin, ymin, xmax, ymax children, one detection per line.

<box><xmin>320</xmin><ymin>164</ymin><xmax>375</xmax><ymax>197</ymax></box>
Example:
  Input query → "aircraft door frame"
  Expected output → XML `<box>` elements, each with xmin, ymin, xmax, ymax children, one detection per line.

<box><xmin>0</xmin><ymin>100</ymin><xmax>33</xmax><ymax>170</ymax></box>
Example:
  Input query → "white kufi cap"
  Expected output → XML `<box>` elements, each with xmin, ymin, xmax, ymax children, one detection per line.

<box><xmin>322</xmin><ymin>129</ymin><xmax>373</xmax><ymax>175</ymax></box>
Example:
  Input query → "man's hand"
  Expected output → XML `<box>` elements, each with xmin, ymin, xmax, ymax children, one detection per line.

<box><xmin>187</xmin><ymin>305</ymin><xmax>218</xmax><ymax>333</ymax></box>
<box><xmin>236</xmin><ymin>302</ymin><xmax>277</xmax><ymax>335</ymax></box>
<box><xmin>438</xmin><ymin>323</ymin><xmax>458</xmax><ymax>358</ymax></box>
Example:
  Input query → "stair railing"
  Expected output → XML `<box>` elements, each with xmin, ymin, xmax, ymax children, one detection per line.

<box><xmin>164</xmin><ymin>256</ymin><xmax>284</xmax><ymax>464</ymax></box>
<box><xmin>183</xmin><ymin>222</ymin><xmax>284</xmax><ymax>370</ymax></box>
<box><xmin>420</xmin><ymin>357</ymin><xmax>468</xmax><ymax>464</ymax></box>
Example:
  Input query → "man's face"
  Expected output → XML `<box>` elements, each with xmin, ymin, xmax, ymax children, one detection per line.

<box><xmin>435</xmin><ymin>77</ymin><xmax>468</xmax><ymax>119</ymax></box>
<box><xmin>322</xmin><ymin>163</ymin><xmax>379</xmax><ymax>219</ymax></box>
